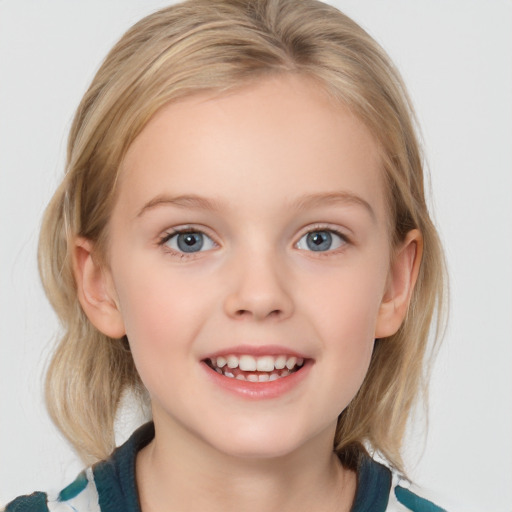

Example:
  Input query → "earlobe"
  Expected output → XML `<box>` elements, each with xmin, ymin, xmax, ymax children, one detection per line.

<box><xmin>375</xmin><ymin>229</ymin><xmax>423</xmax><ymax>339</ymax></box>
<box><xmin>73</xmin><ymin>237</ymin><xmax>126</xmax><ymax>339</ymax></box>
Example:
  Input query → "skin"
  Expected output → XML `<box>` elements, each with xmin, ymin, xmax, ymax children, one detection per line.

<box><xmin>74</xmin><ymin>74</ymin><xmax>421</xmax><ymax>512</ymax></box>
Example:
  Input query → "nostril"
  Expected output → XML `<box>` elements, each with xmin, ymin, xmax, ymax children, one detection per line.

<box><xmin>234</xmin><ymin>308</ymin><xmax>282</xmax><ymax>319</ymax></box>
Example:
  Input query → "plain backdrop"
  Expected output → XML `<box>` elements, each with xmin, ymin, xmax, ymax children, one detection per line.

<box><xmin>1</xmin><ymin>1</ymin><xmax>511</xmax><ymax>510</ymax></box>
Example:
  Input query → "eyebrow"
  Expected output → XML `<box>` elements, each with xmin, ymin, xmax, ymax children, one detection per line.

<box><xmin>136</xmin><ymin>191</ymin><xmax>376</xmax><ymax>221</ymax></box>
<box><xmin>136</xmin><ymin>194</ymin><xmax>223</xmax><ymax>218</ymax></box>
<box><xmin>292</xmin><ymin>192</ymin><xmax>376</xmax><ymax>222</ymax></box>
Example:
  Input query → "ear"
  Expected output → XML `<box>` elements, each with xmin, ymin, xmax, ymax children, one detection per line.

<box><xmin>375</xmin><ymin>229</ymin><xmax>423</xmax><ymax>339</ymax></box>
<box><xmin>72</xmin><ymin>237</ymin><xmax>126</xmax><ymax>339</ymax></box>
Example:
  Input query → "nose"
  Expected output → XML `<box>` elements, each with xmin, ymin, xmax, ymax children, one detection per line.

<box><xmin>223</xmin><ymin>248</ymin><xmax>294</xmax><ymax>322</ymax></box>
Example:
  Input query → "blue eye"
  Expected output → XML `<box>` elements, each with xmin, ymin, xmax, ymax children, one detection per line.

<box><xmin>296</xmin><ymin>230</ymin><xmax>345</xmax><ymax>252</ymax></box>
<box><xmin>163</xmin><ymin>230</ymin><xmax>216</xmax><ymax>253</ymax></box>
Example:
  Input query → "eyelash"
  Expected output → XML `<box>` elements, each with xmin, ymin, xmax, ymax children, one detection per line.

<box><xmin>157</xmin><ymin>225</ymin><xmax>350</xmax><ymax>258</ymax></box>
<box><xmin>295</xmin><ymin>225</ymin><xmax>350</xmax><ymax>254</ymax></box>
<box><xmin>158</xmin><ymin>227</ymin><xmax>217</xmax><ymax>258</ymax></box>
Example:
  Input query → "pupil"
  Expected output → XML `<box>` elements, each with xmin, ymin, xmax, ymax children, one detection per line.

<box><xmin>177</xmin><ymin>233</ymin><xmax>203</xmax><ymax>252</ymax></box>
<box><xmin>307</xmin><ymin>231</ymin><xmax>331</xmax><ymax>251</ymax></box>
<box><xmin>312</xmin><ymin>233</ymin><xmax>324</xmax><ymax>245</ymax></box>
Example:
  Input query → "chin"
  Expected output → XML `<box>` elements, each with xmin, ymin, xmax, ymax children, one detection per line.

<box><xmin>215</xmin><ymin>438</ymin><xmax>302</xmax><ymax>460</ymax></box>
<box><xmin>199</xmin><ymin>421</ymin><xmax>320</xmax><ymax>461</ymax></box>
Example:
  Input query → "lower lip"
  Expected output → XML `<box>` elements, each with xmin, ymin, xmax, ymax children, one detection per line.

<box><xmin>202</xmin><ymin>360</ymin><xmax>312</xmax><ymax>400</ymax></box>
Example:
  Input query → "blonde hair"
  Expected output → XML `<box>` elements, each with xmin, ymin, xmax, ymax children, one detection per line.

<box><xmin>39</xmin><ymin>0</ymin><xmax>446</xmax><ymax>471</ymax></box>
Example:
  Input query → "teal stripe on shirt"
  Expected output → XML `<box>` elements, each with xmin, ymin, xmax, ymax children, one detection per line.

<box><xmin>58</xmin><ymin>471</ymin><xmax>89</xmax><ymax>501</ymax></box>
<box><xmin>395</xmin><ymin>486</ymin><xmax>447</xmax><ymax>512</ymax></box>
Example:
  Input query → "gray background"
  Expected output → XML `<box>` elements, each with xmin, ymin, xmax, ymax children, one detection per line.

<box><xmin>1</xmin><ymin>1</ymin><xmax>511</xmax><ymax>510</ymax></box>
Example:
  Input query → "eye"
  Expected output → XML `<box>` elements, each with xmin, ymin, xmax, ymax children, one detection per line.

<box><xmin>296</xmin><ymin>229</ymin><xmax>346</xmax><ymax>252</ymax></box>
<box><xmin>161</xmin><ymin>229</ymin><xmax>216</xmax><ymax>254</ymax></box>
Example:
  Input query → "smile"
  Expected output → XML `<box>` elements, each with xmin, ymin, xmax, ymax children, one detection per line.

<box><xmin>205</xmin><ymin>354</ymin><xmax>305</xmax><ymax>382</ymax></box>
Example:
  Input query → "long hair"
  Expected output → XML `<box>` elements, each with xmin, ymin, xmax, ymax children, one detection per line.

<box><xmin>39</xmin><ymin>0</ymin><xmax>447</xmax><ymax>470</ymax></box>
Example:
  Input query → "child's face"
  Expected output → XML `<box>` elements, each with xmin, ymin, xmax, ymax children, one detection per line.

<box><xmin>95</xmin><ymin>75</ymin><xmax>410</xmax><ymax>459</ymax></box>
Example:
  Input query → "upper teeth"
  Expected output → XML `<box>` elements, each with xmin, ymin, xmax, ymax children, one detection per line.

<box><xmin>211</xmin><ymin>354</ymin><xmax>304</xmax><ymax>372</ymax></box>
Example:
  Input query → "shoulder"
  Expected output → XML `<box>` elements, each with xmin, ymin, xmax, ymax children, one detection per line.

<box><xmin>2</xmin><ymin>492</ymin><xmax>48</xmax><ymax>512</ymax></box>
<box><xmin>354</xmin><ymin>455</ymin><xmax>448</xmax><ymax>512</ymax></box>
<box><xmin>3</xmin><ymin>423</ymin><xmax>154</xmax><ymax>512</ymax></box>
<box><xmin>388</xmin><ymin>476</ymin><xmax>448</xmax><ymax>512</ymax></box>
<box><xmin>4</xmin><ymin>469</ymin><xmax>100</xmax><ymax>512</ymax></box>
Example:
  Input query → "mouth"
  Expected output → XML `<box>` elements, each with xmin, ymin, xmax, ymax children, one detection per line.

<box><xmin>204</xmin><ymin>354</ymin><xmax>306</xmax><ymax>382</ymax></box>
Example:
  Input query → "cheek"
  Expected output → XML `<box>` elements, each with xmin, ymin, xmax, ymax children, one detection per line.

<box><xmin>302</xmin><ymin>263</ymin><xmax>386</xmax><ymax>340</ymax></box>
<box><xmin>299</xmin><ymin>261</ymin><xmax>386</xmax><ymax>388</ymax></box>
<box><xmin>110</xmin><ymin>255</ymin><xmax>228</xmax><ymax>384</ymax></box>
<box><xmin>111</xmin><ymin>266</ymin><xmax>206</xmax><ymax>374</ymax></box>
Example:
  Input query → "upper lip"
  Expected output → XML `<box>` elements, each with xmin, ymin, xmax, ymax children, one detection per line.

<box><xmin>202</xmin><ymin>344</ymin><xmax>310</xmax><ymax>360</ymax></box>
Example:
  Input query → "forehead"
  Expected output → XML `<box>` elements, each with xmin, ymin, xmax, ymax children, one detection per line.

<box><xmin>117</xmin><ymin>74</ymin><xmax>386</xmax><ymax>222</ymax></box>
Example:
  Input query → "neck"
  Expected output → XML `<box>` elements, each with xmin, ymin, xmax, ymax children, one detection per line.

<box><xmin>136</xmin><ymin>419</ymin><xmax>356</xmax><ymax>512</ymax></box>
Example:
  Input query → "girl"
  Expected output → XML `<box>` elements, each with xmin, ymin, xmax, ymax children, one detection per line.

<box><xmin>5</xmin><ymin>0</ymin><xmax>448</xmax><ymax>510</ymax></box>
